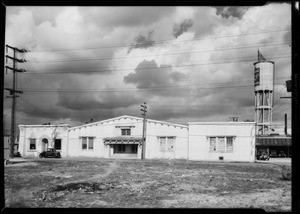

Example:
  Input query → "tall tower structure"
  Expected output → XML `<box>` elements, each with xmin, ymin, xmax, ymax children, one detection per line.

<box><xmin>254</xmin><ymin>53</ymin><xmax>274</xmax><ymax>136</ymax></box>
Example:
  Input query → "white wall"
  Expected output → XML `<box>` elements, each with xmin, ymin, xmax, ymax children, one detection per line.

<box><xmin>68</xmin><ymin>117</ymin><xmax>143</xmax><ymax>158</ymax></box>
<box><xmin>67</xmin><ymin>116</ymin><xmax>188</xmax><ymax>160</ymax></box>
<box><xmin>188</xmin><ymin>122</ymin><xmax>255</xmax><ymax>162</ymax></box>
<box><xmin>18</xmin><ymin>125</ymin><xmax>69</xmax><ymax>157</ymax></box>
<box><xmin>145</xmin><ymin>121</ymin><xmax>188</xmax><ymax>159</ymax></box>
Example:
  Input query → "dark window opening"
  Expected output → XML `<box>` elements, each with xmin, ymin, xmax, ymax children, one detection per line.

<box><xmin>131</xmin><ymin>145</ymin><xmax>138</xmax><ymax>154</ymax></box>
<box><xmin>55</xmin><ymin>139</ymin><xmax>61</xmax><ymax>150</ymax></box>
<box><xmin>118</xmin><ymin>144</ymin><xmax>125</xmax><ymax>152</ymax></box>
<box><xmin>30</xmin><ymin>139</ymin><xmax>36</xmax><ymax>150</ymax></box>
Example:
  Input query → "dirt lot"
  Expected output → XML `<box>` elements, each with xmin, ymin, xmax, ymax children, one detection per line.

<box><xmin>4</xmin><ymin>158</ymin><xmax>291</xmax><ymax>211</ymax></box>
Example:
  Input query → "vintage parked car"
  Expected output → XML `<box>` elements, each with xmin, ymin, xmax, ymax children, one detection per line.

<box><xmin>269</xmin><ymin>150</ymin><xmax>277</xmax><ymax>158</ymax></box>
<box><xmin>278</xmin><ymin>151</ymin><xmax>287</xmax><ymax>158</ymax></box>
<box><xmin>256</xmin><ymin>153</ymin><xmax>270</xmax><ymax>161</ymax></box>
<box><xmin>39</xmin><ymin>148</ymin><xmax>61</xmax><ymax>158</ymax></box>
<box><xmin>14</xmin><ymin>151</ymin><xmax>22</xmax><ymax>157</ymax></box>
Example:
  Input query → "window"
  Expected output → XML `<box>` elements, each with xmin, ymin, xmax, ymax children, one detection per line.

<box><xmin>209</xmin><ymin>137</ymin><xmax>216</xmax><ymax>151</ymax></box>
<box><xmin>54</xmin><ymin>139</ymin><xmax>61</xmax><ymax>150</ymax></box>
<box><xmin>88</xmin><ymin>137</ymin><xmax>94</xmax><ymax>149</ymax></box>
<box><xmin>209</xmin><ymin>137</ymin><xmax>234</xmax><ymax>153</ymax></box>
<box><xmin>131</xmin><ymin>145</ymin><xmax>138</xmax><ymax>154</ymax></box>
<box><xmin>82</xmin><ymin>137</ymin><xmax>94</xmax><ymax>150</ymax></box>
<box><xmin>121</xmin><ymin>129</ymin><xmax>131</xmax><ymax>136</ymax></box>
<box><xmin>159</xmin><ymin>137</ymin><xmax>175</xmax><ymax>152</ymax></box>
<box><xmin>217</xmin><ymin>137</ymin><xmax>225</xmax><ymax>152</ymax></box>
<box><xmin>29</xmin><ymin>139</ymin><xmax>36</xmax><ymax>150</ymax></box>
<box><xmin>226</xmin><ymin>137</ymin><xmax>233</xmax><ymax>152</ymax></box>
<box><xmin>118</xmin><ymin>144</ymin><xmax>125</xmax><ymax>152</ymax></box>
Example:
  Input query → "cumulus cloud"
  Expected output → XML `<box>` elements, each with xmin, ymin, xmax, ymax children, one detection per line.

<box><xmin>124</xmin><ymin>60</ymin><xmax>186</xmax><ymax>88</ymax></box>
<box><xmin>173</xmin><ymin>19</ymin><xmax>194</xmax><ymax>38</ymax></box>
<box><xmin>4</xmin><ymin>4</ymin><xmax>291</xmax><ymax>128</ymax></box>
<box><xmin>127</xmin><ymin>31</ymin><xmax>155</xmax><ymax>53</ymax></box>
<box><xmin>215</xmin><ymin>6</ymin><xmax>250</xmax><ymax>19</ymax></box>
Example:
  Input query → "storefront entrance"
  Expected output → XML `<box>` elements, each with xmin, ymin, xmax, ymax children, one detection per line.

<box><xmin>103</xmin><ymin>137</ymin><xmax>142</xmax><ymax>159</ymax></box>
<box><xmin>113</xmin><ymin>144</ymin><xmax>138</xmax><ymax>154</ymax></box>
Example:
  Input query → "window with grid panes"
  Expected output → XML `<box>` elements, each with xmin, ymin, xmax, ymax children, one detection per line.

<box><xmin>121</xmin><ymin>129</ymin><xmax>131</xmax><ymax>136</ymax></box>
<box><xmin>209</xmin><ymin>137</ymin><xmax>234</xmax><ymax>153</ymax></box>
<box><xmin>159</xmin><ymin>137</ymin><xmax>175</xmax><ymax>152</ymax></box>
<box><xmin>82</xmin><ymin>137</ymin><xmax>94</xmax><ymax>150</ymax></box>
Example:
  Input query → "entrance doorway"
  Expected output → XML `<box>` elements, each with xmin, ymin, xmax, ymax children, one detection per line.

<box><xmin>42</xmin><ymin>138</ymin><xmax>48</xmax><ymax>151</ymax></box>
<box><xmin>113</xmin><ymin>144</ymin><xmax>138</xmax><ymax>154</ymax></box>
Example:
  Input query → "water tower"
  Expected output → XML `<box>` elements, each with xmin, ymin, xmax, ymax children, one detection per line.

<box><xmin>254</xmin><ymin>52</ymin><xmax>274</xmax><ymax>136</ymax></box>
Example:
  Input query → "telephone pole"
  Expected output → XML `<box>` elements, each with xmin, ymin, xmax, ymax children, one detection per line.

<box><xmin>5</xmin><ymin>45</ymin><xmax>27</xmax><ymax>158</ymax></box>
<box><xmin>140</xmin><ymin>102</ymin><xmax>147</xmax><ymax>159</ymax></box>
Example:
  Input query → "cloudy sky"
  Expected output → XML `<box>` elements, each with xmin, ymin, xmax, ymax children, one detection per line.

<box><xmin>4</xmin><ymin>4</ymin><xmax>291</xmax><ymax>131</ymax></box>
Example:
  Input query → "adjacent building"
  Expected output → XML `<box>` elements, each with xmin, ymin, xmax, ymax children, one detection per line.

<box><xmin>18</xmin><ymin>115</ymin><xmax>256</xmax><ymax>162</ymax></box>
<box><xmin>188</xmin><ymin>122</ymin><xmax>256</xmax><ymax>162</ymax></box>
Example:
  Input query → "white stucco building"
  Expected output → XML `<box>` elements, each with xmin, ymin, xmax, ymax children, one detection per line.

<box><xmin>188</xmin><ymin>122</ymin><xmax>256</xmax><ymax>162</ymax></box>
<box><xmin>18</xmin><ymin>115</ymin><xmax>256</xmax><ymax>162</ymax></box>
<box><xmin>18</xmin><ymin>124</ymin><xmax>69</xmax><ymax>158</ymax></box>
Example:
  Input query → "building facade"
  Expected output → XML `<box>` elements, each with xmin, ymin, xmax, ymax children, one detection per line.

<box><xmin>18</xmin><ymin>124</ymin><xmax>69</xmax><ymax>157</ymax></box>
<box><xmin>188</xmin><ymin>122</ymin><xmax>256</xmax><ymax>162</ymax></box>
<box><xmin>67</xmin><ymin>115</ymin><xmax>188</xmax><ymax>159</ymax></box>
<box><xmin>18</xmin><ymin>115</ymin><xmax>256</xmax><ymax>162</ymax></box>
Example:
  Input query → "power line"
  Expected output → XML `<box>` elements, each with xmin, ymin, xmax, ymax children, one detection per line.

<box><xmin>273</xmin><ymin>98</ymin><xmax>290</xmax><ymax>113</ymax></box>
<box><xmin>272</xmin><ymin>107</ymin><xmax>290</xmax><ymax>119</ymax></box>
<box><xmin>17</xmin><ymin>83</ymin><xmax>285</xmax><ymax>93</ymax></box>
<box><xmin>273</xmin><ymin>86</ymin><xmax>287</xmax><ymax>106</ymax></box>
<box><xmin>27</xmin><ymin>28</ymin><xmax>291</xmax><ymax>53</ymax></box>
<box><xmin>5</xmin><ymin>77</ymin><xmax>288</xmax><ymax>94</ymax></box>
<box><xmin>6</xmin><ymin>55</ymin><xmax>291</xmax><ymax>76</ymax></box>
<box><xmin>19</xmin><ymin>40</ymin><xmax>291</xmax><ymax>64</ymax></box>
<box><xmin>14</xmin><ymin>53</ymin><xmax>291</xmax><ymax>75</ymax></box>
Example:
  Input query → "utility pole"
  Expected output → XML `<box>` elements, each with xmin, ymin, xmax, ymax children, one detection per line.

<box><xmin>279</xmin><ymin>79</ymin><xmax>291</xmax><ymax>136</ymax></box>
<box><xmin>5</xmin><ymin>45</ymin><xmax>27</xmax><ymax>158</ymax></box>
<box><xmin>140</xmin><ymin>102</ymin><xmax>147</xmax><ymax>159</ymax></box>
<box><xmin>284</xmin><ymin>114</ymin><xmax>288</xmax><ymax>136</ymax></box>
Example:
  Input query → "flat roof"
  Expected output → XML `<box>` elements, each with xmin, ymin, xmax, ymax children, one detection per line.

<box><xmin>18</xmin><ymin>124</ymin><xmax>70</xmax><ymax>127</ymax></box>
<box><xmin>188</xmin><ymin>122</ymin><xmax>255</xmax><ymax>125</ymax></box>
<box><xmin>256</xmin><ymin>136</ymin><xmax>291</xmax><ymax>146</ymax></box>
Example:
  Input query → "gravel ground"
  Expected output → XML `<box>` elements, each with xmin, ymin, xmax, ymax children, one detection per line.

<box><xmin>4</xmin><ymin>158</ymin><xmax>291</xmax><ymax>211</ymax></box>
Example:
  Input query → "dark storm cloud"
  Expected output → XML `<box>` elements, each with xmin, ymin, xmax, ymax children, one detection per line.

<box><xmin>127</xmin><ymin>31</ymin><xmax>155</xmax><ymax>53</ymax></box>
<box><xmin>173</xmin><ymin>19</ymin><xmax>193</xmax><ymax>38</ymax></box>
<box><xmin>81</xmin><ymin>7</ymin><xmax>176</xmax><ymax>29</ymax></box>
<box><xmin>148</xmin><ymin>103</ymin><xmax>235</xmax><ymax>122</ymax></box>
<box><xmin>124</xmin><ymin>60</ymin><xmax>186</xmax><ymax>88</ymax></box>
<box><xmin>56</xmin><ymin>90</ymin><xmax>141</xmax><ymax>111</ymax></box>
<box><xmin>215</xmin><ymin>6</ymin><xmax>250</xmax><ymax>19</ymax></box>
<box><xmin>18</xmin><ymin>104</ymin><xmax>70</xmax><ymax>121</ymax></box>
<box><xmin>170</xmin><ymin>71</ymin><xmax>186</xmax><ymax>82</ymax></box>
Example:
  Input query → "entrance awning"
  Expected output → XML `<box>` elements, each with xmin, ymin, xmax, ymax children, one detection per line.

<box><xmin>103</xmin><ymin>137</ymin><xmax>142</xmax><ymax>145</ymax></box>
<box><xmin>256</xmin><ymin>136</ymin><xmax>291</xmax><ymax>146</ymax></box>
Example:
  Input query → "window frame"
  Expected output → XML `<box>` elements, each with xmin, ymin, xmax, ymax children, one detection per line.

<box><xmin>159</xmin><ymin>136</ymin><xmax>175</xmax><ymax>152</ymax></box>
<box><xmin>121</xmin><ymin>128</ymin><xmax>131</xmax><ymax>136</ymax></box>
<box><xmin>54</xmin><ymin>139</ymin><xmax>62</xmax><ymax>150</ymax></box>
<box><xmin>29</xmin><ymin>138</ymin><xmax>36</xmax><ymax>150</ymax></box>
<box><xmin>208</xmin><ymin>136</ymin><xmax>235</xmax><ymax>153</ymax></box>
<box><xmin>81</xmin><ymin>137</ymin><xmax>94</xmax><ymax>150</ymax></box>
